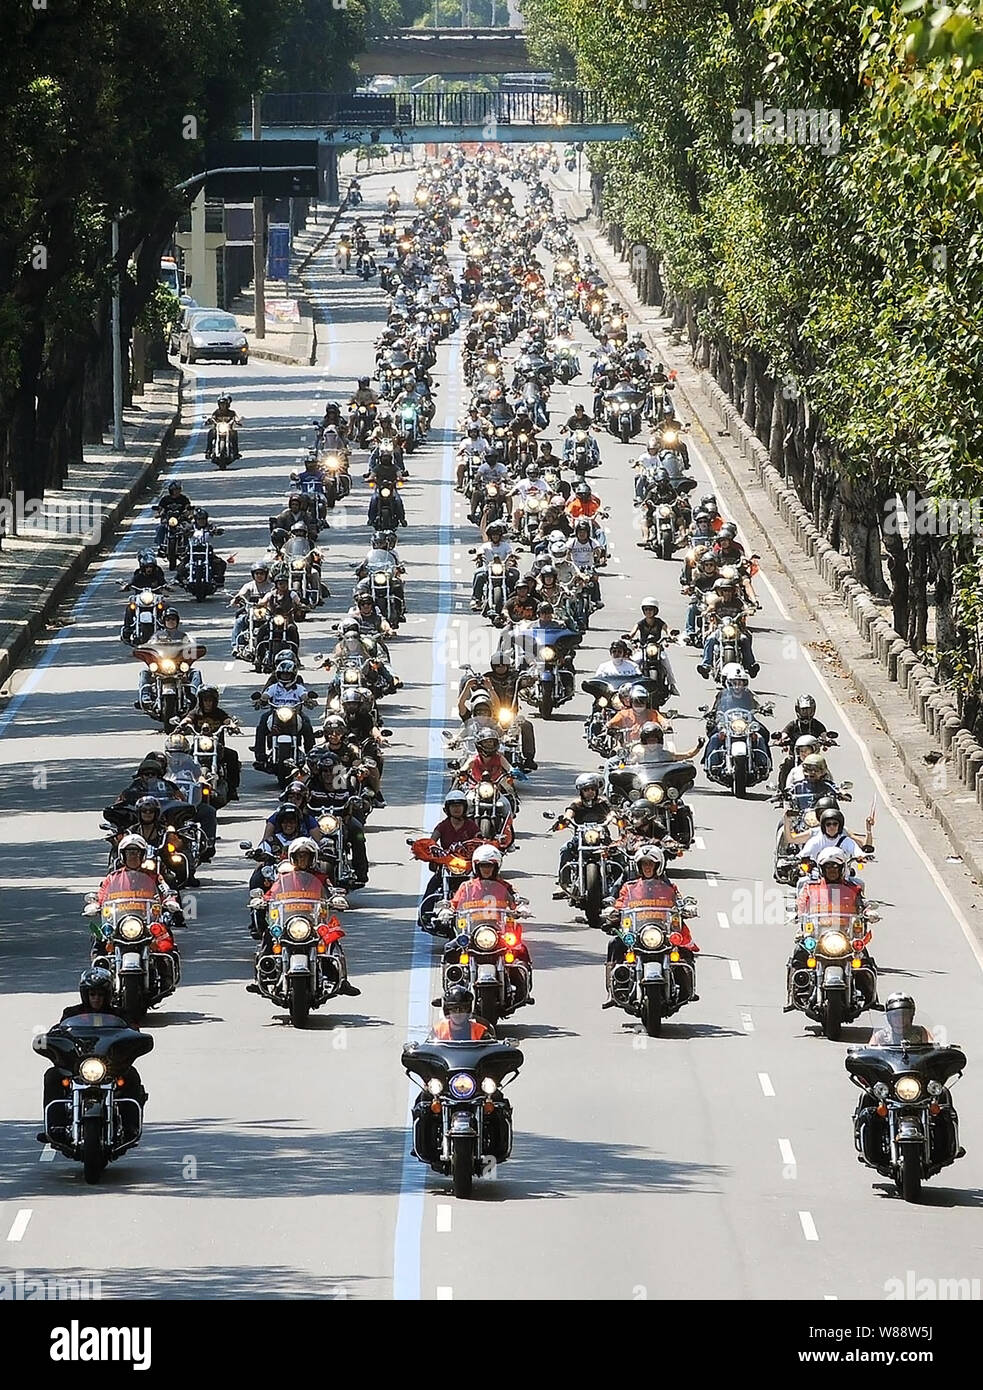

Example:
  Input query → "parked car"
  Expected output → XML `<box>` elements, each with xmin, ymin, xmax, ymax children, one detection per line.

<box><xmin>179</xmin><ymin>310</ymin><xmax>249</xmax><ymax>366</ymax></box>
<box><xmin>168</xmin><ymin>296</ymin><xmax>199</xmax><ymax>355</ymax></box>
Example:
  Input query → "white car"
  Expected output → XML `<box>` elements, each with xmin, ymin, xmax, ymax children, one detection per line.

<box><xmin>179</xmin><ymin>310</ymin><xmax>249</xmax><ymax>366</ymax></box>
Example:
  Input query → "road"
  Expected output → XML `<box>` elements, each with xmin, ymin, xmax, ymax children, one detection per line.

<box><xmin>2</xmin><ymin>160</ymin><xmax>982</xmax><ymax>1302</ymax></box>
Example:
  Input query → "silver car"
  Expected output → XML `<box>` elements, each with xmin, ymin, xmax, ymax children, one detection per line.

<box><xmin>179</xmin><ymin>310</ymin><xmax>249</xmax><ymax>366</ymax></box>
<box><xmin>168</xmin><ymin>297</ymin><xmax>199</xmax><ymax>355</ymax></box>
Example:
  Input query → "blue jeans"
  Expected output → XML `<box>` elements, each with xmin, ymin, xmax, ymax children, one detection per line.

<box><xmin>702</xmin><ymin>633</ymin><xmax>756</xmax><ymax>671</ymax></box>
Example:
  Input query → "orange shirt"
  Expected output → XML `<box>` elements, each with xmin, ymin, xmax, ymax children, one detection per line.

<box><xmin>565</xmin><ymin>496</ymin><xmax>600</xmax><ymax>519</ymax></box>
<box><xmin>450</xmin><ymin>878</ymin><xmax>513</xmax><ymax>910</ymax></box>
<box><xmin>431</xmin><ymin>1018</ymin><xmax>491</xmax><ymax>1041</ymax></box>
<box><xmin>97</xmin><ymin>868</ymin><xmax>160</xmax><ymax>907</ymax></box>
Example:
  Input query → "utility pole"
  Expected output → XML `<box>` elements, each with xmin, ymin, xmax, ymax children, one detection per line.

<box><xmin>252</xmin><ymin>92</ymin><xmax>266</xmax><ymax>340</ymax></box>
<box><xmin>111</xmin><ymin>218</ymin><xmax>124</xmax><ymax>450</ymax></box>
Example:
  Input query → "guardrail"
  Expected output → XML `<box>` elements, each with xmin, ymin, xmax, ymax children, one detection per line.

<box><xmin>244</xmin><ymin>90</ymin><xmax>625</xmax><ymax>129</ymax></box>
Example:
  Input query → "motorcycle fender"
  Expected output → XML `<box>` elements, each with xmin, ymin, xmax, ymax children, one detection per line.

<box><xmin>643</xmin><ymin>960</ymin><xmax>664</xmax><ymax>982</ymax></box>
<box><xmin>730</xmin><ymin>740</ymin><xmax>748</xmax><ymax>758</ymax></box>
<box><xmin>81</xmin><ymin>1098</ymin><xmax>105</xmax><ymax>1121</ymax></box>
<box><xmin>449</xmin><ymin>1108</ymin><xmax>477</xmax><ymax>1136</ymax></box>
<box><xmin>288</xmin><ymin>952</ymin><xmax>312</xmax><ymax>974</ymax></box>
<box><xmin>822</xmin><ymin>966</ymin><xmax>846</xmax><ymax>989</ymax></box>
<box><xmin>476</xmin><ymin>963</ymin><xmax>498</xmax><ymax>984</ymax></box>
<box><xmin>276</xmin><ymin>734</ymin><xmax>295</xmax><ymax>745</ymax></box>
<box><xmin>540</xmin><ymin>668</ymin><xmax>555</xmax><ymax>684</ymax></box>
<box><xmin>121</xmin><ymin>952</ymin><xmax>144</xmax><ymax>974</ymax></box>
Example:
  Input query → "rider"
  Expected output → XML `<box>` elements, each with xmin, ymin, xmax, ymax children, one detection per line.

<box><xmin>428</xmin><ymin>984</ymin><xmax>494</xmax><ymax>1041</ymax></box>
<box><xmin>554</xmin><ymin>773</ymin><xmax>621</xmax><ymax>882</ymax></box>
<box><xmin>594</xmin><ymin>639</ymin><xmax>640</xmax><ymax>680</ymax></box>
<box><xmin>470</xmin><ymin>519</ymin><xmax>518</xmax><ymax>611</ymax></box>
<box><xmin>253</xmin><ymin>655</ymin><xmax>316</xmax><ymax>770</ymax></box>
<box><xmin>696</xmin><ymin>575</ymin><xmax>758</xmax><ymax>678</ymax></box>
<box><xmin>182</xmin><ymin>685</ymin><xmax>241</xmax><ymax>800</ymax></box>
<box><xmin>229</xmin><ymin>561</ymin><xmax>272</xmax><ymax>656</ymax></box>
<box><xmin>602</xmin><ymin>845</ymin><xmax>698</xmax><ymax>1008</ymax></box>
<box><xmin>774</xmin><ymin>694</ymin><xmax>829</xmax><ymax>788</ymax></box>
<box><xmin>205</xmin><ymin>395</ymin><xmax>241</xmax><ymax>460</ymax></box>
<box><xmin>606</xmin><ymin>683</ymin><xmax>671</xmax><ymax>745</ymax></box>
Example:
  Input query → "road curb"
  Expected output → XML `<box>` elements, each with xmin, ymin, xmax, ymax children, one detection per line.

<box><xmin>564</xmin><ymin>194</ymin><xmax>983</xmax><ymax>890</ymax></box>
<box><xmin>0</xmin><ymin>369</ymin><xmax>182</xmax><ymax>694</ymax></box>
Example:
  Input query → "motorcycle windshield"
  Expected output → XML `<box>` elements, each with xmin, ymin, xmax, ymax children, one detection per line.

<box><xmin>455</xmin><ymin>903</ymin><xmax>509</xmax><ymax>930</ymax></box>
<box><xmin>717</xmin><ymin>692</ymin><xmax>755</xmax><ymax>717</ymax></box>
<box><xmin>845</xmin><ymin>1045</ymin><xmax>967</xmax><ymax>1088</ymax></box>
<box><xmin>39</xmin><ymin>1017</ymin><xmax>154</xmax><ymax>1069</ymax></box>
<box><xmin>283</xmin><ymin>538</ymin><xmax>312</xmax><ymax>559</ymax></box>
<box><xmin>167</xmin><ymin>752</ymin><xmax>202</xmax><ymax>780</ymax></box>
<box><xmin>402</xmin><ymin>1040</ymin><xmax>524</xmax><ymax>1088</ymax></box>
<box><xmin>366</xmin><ymin>552</ymin><xmax>398</xmax><ymax>572</ymax></box>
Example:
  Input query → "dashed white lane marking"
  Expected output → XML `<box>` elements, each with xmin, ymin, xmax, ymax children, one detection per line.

<box><xmin>436</xmin><ymin>1204</ymin><xmax>452</xmax><ymax>1233</ymax></box>
<box><xmin>693</xmin><ymin>835</ymin><xmax>706</xmax><ymax>850</ymax></box>
<box><xmin>779</xmin><ymin>1138</ymin><xmax>797</xmax><ymax>1174</ymax></box>
<box><xmin>716</xmin><ymin>911</ymin><xmax>730</xmax><ymax>930</ymax></box>
<box><xmin>39</xmin><ymin>1147</ymin><xmax>56</xmax><ymax>1163</ymax></box>
<box><xmin>707</xmin><ymin>874</ymin><xmax>718</xmax><ymax>887</ymax></box>
<box><xmin>7</xmin><ymin>1210</ymin><xmax>32</xmax><ymax>1241</ymax></box>
<box><xmin>224</xmin><ymin>661</ymin><xmax>235</xmax><ymax>671</ymax></box>
<box><xmin>758</xmin><ymin>1072</ymin><xmax>775</xmax><ymax>1097</ymax></box>
<box><xmin>740</xmin><ymin>1011</ymin><xmax>755</xmax><ymax>1032</ymax></box>
<box><xmin>799</xmin><ymin>1212</ymin><xmax>819</xmax><ymax>1242</ymax></box>
<box><xmin>436</xmin><ymin>1286</ymin><xmax>454</xmax><ymax>1300</ymax></box>
<box><xmin>729</xmin><ymin>958</ymin><xmax>742</xmax><ymax>979</ymax></box>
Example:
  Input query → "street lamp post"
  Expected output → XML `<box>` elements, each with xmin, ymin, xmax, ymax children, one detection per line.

<box><xmin>111</xmin><ymin>218</ymin><xmax>124</xmax><ymax>451</ymax></box>
<box><xmin>252</xmin><ymin>93</ymin><xmax>266</xmax><ymax>340</ymax></box>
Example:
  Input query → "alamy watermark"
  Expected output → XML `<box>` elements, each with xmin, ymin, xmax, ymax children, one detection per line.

<box><xmin>732</xmin><ymin>102</ymin><xmax>841</xmax><ymax>156</ymax></box>
<box><xmin>0</xmin><ymin>1269</ymin><xmax>102</xmax><ymax>1300</ymax></box>
<box><xmin>884</xmin><ymin>490</ymin><xmax>983</xmax><ymax>541</ymax></box>
<box><xmin>885</xmin><ymin>1270</ymin><xmax>981</xmax><ymax>1300</ymax></box>
<box><xmin>0</xmin><ymin>492</ymin><xmax>102</xmax><ymax>542</ymax></box>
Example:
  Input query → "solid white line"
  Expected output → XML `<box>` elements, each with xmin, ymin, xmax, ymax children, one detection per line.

<box><xmin>779</xmin><ymin>1138</ymin><xmax>797</xmax><ymax>1169</ymax></box>
<box><xmin>758</xmin><ymin>1072</ymin><xmax>775</xmax><ymax>1096</ymax></box>
<box><xmin>224</xmin><ymin>661</ymin><xmax>235</xmax><ymax>671</ymax></box>
<box><xmin>823</xmin><ymin>1295</ymin><xmax>839</xmax><ymax>1300</ymax></box>
<box><xmin>707</xmin><ymin>874</ymin><xmax>718</xmax><ymax>887</ymax></box>
<box><xmin>436</xmin><ymin>1286</ymin><xmax>454</xmax><ymax>1300</ymax></box>
<box><xmin>740</xmin><ymin>1011</ymin><xmax>755</xmax><ymax>1032</ymax></box>
<box><xmin>39</xmin><ymin>1147</ymin><xmax>56</xmax><ymax>1163</ymax></box>
<box><xmin>436</xmin><ymin>1204</ymin><xmax>452</xmax><ymax>1233</ymax></box>
<box><xmin>694</xmin><ymin>835</ymin><xmax>706</xmax><ymax>850</ymax></box>
<box><xmin>7</xmin><ymin>1210</ymin><xmax>32</xmax><ymax>1241</ymax></box>
<box><xmin>717</xmin><ymin>911</ymin><xmax>730</xmax><ymax>930</ymax></box>
<box><xmin>729</xmin><ymin>958</ymin><xmax>742</xmax><ymax>979</ymax></box>
<box><xmin>799</xmin><ymin>1211</ymin><xmax>819</xmax><ymax>1242</ymax></box>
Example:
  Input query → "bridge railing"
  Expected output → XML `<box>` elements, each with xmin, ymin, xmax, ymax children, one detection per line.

<box><xmin>244</xmin><ymin>91</ymin><xmax>625</xmax><ymax>129</ymax></box>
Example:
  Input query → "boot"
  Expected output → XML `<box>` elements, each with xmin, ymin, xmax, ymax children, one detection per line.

<box><xmin>601</xmin><ymin>961</ymin><xmax>618</xmax><ymax>1009</ymax></box>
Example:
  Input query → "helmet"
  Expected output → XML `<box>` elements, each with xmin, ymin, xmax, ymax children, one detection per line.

<box><xmin>794</xmin><ymin>734</ymin><xmax>820</xmax><ymax>755</ymax></box>
<box><xmin>819</xmin><ymin>806</ymin><xmax>844</xmax><ymax>831</ymax></box>
<box><xmin>282</xmin><ymin>780</ymin><xmax>308</xmax><ymax>802</ymax></box>
<box><xmin>803</xmin><ymin>754</ymin><xmax>828</xmax><ymax>778</ymax></box>
<box><xmin>340</xmin><ymin>618</ymin><xmax>361</xmax><ymax>635</ymax></box>
<box><xmin>629</xmin><ymin>683</ymin><xmax>650</xmax><ymax>706</ymax></box>
<box><xmin>575</xmin><ymin>519</ymin><xmax>591</xmax><ymax>535</ymax></box>
<box><xmin>487</xmin><ymin>520</ymin><xmax>505</xmax><ymax>536</ymax></box>
<box><xmin>639</xmin><ymin>721</ymin><xmax>664</xmax><ymax>743</ymax></box>
<box><xmin>574</xmin><ymin>481</ymin><xmax>591</xmax><ymax>498</ymax></box>
<box><xmin>196</xmin><ymin>685</ymin><xmax>219</xmax><ymax>706</ymax></box>
<box><xmin>476</xmin><ymin>733</ymin><xmax>500</xmax><ymax>752</ymax></box>
<box><xmin>609</xmin><ymin>639</ymin><xmax>628</xmax><ymax>656</ymax></box>
<box><xmin>287</xmin><ymin>837</ymin><xmax>319</xmax><ymax>864</ymax></box>
<box><xmin>699</xmin><ymin>555</ymin><xmax>718</xmax><ymax>572</ymax></box>
<box><xmin>629</xmin><ymin>798</ymin><xmax>652</xmax><ymax>824</ymax></box>
<box><xmin>135</xmin><ymin>796</ymin><xmax>159</xmax><ymax>816</ymax></box>
<box><xmin>720</xmin><ymin>662</ymin><xmax>742</xmax><ymax>682</ymax></box>
<box><xmin>641</xmin><ymin>597</ymin><xmax>659</xmax><ymax>613</ymax></box>
<box><xmin>162</xmin><ymin>606</ymin><xmax>180</xmax><ymax>624</ymax></box>
<box><xmin>167</xmin><ymin>481</ymin><xmax>182</xmax><ymax>494</ymax></box>
<box><xmin>713</xmin><ymin>577</ymin><xmax>735</xmax><ymax>593</ymax></box>
<box><xmin>442</xmin><ymin>984</ymin><xmax>474</xmax><ymax>1014</ymax></box>
<box><xmin>525</xmin><ymin>463</ymin><xmax>541</xmax><ymax>479</ymax></box>
<box><xmin>468</xmin><ymin>690</ymin><xmax>493</xmax><ymax>712</ymax></box>
<box><xmin>251</xmin><ymin>561</ymin><xmax>270</xmax><ymax>578</ymax></box>
<box><xmin>79</xmin><ymin>967</ymin><xmax>114</xmax><ymax>1007</ymax></box>
<box><xmin>718</xmin><ymin>523</ymin><xmax>737</xmax><ymax>540</ymax></box>
<box><xmin>575</xmin><ymin>772</ymin><xmax>601</xmax><ymax>797</ymax></box>
<box><xmin>816</xmin><ymin>846</ymin><xmax>847</xmax><ymax>871</ymax></box>
<box><xmin>443</xmin><ymin>789</ymin><xmax>469</xmax><ymax>812</ymax></box>
<box><xmin>323</xmin><ymin>715</ymin><xmax>347</xmax><ymax>736</ymax></box>
<box><xmin>472</xmin><ymin>844</ymin><xmax>503</xmax><ymax>870</ymax></box>
<box><xmin>119</xmin><ymin>832</ymin><xmax>149</xmax><ymax>854</ymax></box>
<box><xmin>700</xmin><ymin>493</ymin><xmax>717</xmax><ymax>511</ymax></box>
<box><xmin>795</xmin><ymin>694</ymin><xmax>817</xmax><ymax>720</ymax></box>
<box><xmin>634</xmin><ymin>844</ymin><xmax>665</xmax><ymax>872</ymax></box>
<box><xmin>290</xmin><ymin>520</ymin><xmax>308</xmax><ymax>536</ymax></box>
<box><xmin>358</xmin><ymin>377</ymin><xmax>370</xmax><ymax>388</ymax></box>
<box><xmin>138</xmin><ymin>549</ymin><xmax>155</xmax><ymax>567</ymax></box>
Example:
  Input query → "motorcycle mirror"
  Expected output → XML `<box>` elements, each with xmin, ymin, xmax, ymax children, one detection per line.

<box><xmin>83</xmin><ymin>891</ymin><xmax>99</xmax><ymax>903</ymax></box>
<box><xmin>239</xmin><ymin>840</ymin><xmax>253</xmax><ymax>851</ymax></box>
<box><xmin>329</xmin><ymin>895</ymin><xmax>349</xmax><ymax>910</ymax></box>
<box><xmin>866</xmin><ymin>913</ymin><xmax>881</xmax><ymax>924</ymax></box>
<box><xmin>99</xmin><ymin>821</ymin><xmax>113</xmax><ymax>831</ymax></box>
<box><xmin>82</xmin><ymin>902</ymin><xmax>101</xmax><ymax>917</ymax></box>
<box><xmin>826</xmin><ymin>731</ymin><xmax>839</xmax><ymax>740</ymax></box>
<box><xmin>840</xmin><ymin>780</ymin><xmax>854</xmax><ymax>791</ymax></box>
<box><xmin>381</xmin><ymin>728</ymin><xmax>393</xmax><ymax>736</ymax></box>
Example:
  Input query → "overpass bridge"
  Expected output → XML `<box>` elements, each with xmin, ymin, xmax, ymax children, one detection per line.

<box><xmin>239</xmin><ymin>90</ymin><xmax>634</xmax><ymax>147</ymax></box>
<box><xmin>358</xmin><ymin>28</ymin><xmax>535</xmax><ymax>76</ymax></box>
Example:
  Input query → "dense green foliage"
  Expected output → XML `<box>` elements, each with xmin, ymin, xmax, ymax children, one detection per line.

<box><xmin>524</xmin><ymin>0</ymin><xmax>983</xmax><ymax>719</ymax></box>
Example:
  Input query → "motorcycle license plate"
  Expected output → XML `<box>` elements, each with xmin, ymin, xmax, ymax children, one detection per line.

<box><xmin>288</xmin><ymin>953</ymin><xmax>311</xmax><ymax>974</ymax></box>
<box><xmin>643</xmin><ymin>961</ymin><xmax>664</xmax><ymax>981</ymax></box>
<box><xmin>476</xmin><ymin>963</ymin><xmax>498</xmax><ymax>983</ymax></box>
<box><xmin>276</xmin><ymin>735</ymin><xmax>295</xmax><ymax>745</ymax></box>
<box><xmin>730</xmin><ymin>740</ymin><xmax>748</xmax><ymax>757</ymax></box>
<box><xmin>121</xmin><ymin>952</ymin><xmax>144</xmax><ymax>973</ymax></box>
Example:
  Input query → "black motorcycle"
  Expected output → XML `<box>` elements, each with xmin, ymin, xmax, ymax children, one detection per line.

<box><xmin>403</xmin><ymin>1037</ymin><xmax>524</xmax><ymax>1198</ymax></box>
<box><xmin>548</xmin><ymin>813</ymin><xmax>627</xmax><ymax>926</ymax></box>
<box><xmin>606</xmin><ymin>901</ymin><xmax>700</xmax><ymax>1035</ymax></box>
<box><xmin>846</xmin><ymin>1043</ymin><xmax>966</xmax><ymax>1202</ymax></box>
<box><xmin>33</xmin><ymin>1014</ymin><xmax>153</xmax><ymax>1183</ymax></box>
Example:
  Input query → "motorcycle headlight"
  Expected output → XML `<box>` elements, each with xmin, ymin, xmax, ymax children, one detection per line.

<box><xmin>644</xmin><ymin>784</ymin><xmax>664</xmax><ymax>804</ymax></box>
<box><xmin>80</xmin><ymin>1058</ymin><xmax>108</xmax><ymax>1084</ymax></box>
<box><xmin>374</xmin><ymin>573</ymin><xmax>387</xmax><ymax>585</ymax></box>
<box><xmin>198</xmin><ymin>737</ymin><xmax>214</xmax><ymax>752</ymax></box>
<box><xmin>730</xmin><ymin>718</ymin><xmax>748</xmax><ymax>733</ymax></box>
<box><xmin>491</xmin><ymin>562</ymin><xmax>504</xmax><ymax>575</ymax></box>
<box><xmin>663</xmin><ymin>430</ymin><xmax>678</xmax><ymax>445</ymax></box>
<box><xmin>640</xmin><ymin>926</ymin><xmax>665</xmax><ymax>950</ymax></box>
<box><xmin>119</xmin><ymin>917</ymin><xmax>144</xmax><ymax>940</ymax></box>
<box><xmin>583</xmin><ymin>829</ymin><xmax>600</xmax><ymax>845</ymax></box>
<box><xmin>319</xmin><ymin>815</ymin><xmax>340</xmax><ymax>832</ymax></box>
<box><xmin>597</xmin><ymin>696</ymin><xmax>609</xmax><ymax>708</ymax></box>
<box><xmin>895</xmin><ymin>1076</ymin><xmax>923</xmax><ymax>1102</ymax></box>
<box><xmin>722</xmin><ymin>625</ymin><xmax>738</xmax><ymax>639</ymax></box>
<box><xmin>540</xmin><ymin>645</ymin><xmax>555</xmax><ymax>661</ymax></box>
<box><xmin>477</xmin><ymin>782</ymin><xmax>495</xmax><ymax>800</ymax></box>
<box><xmin>497</xmin><ymin>708</ymin><xmax>513</xmax><ymax>725</ymax></box>
<box><xmin>658</xmin><ymin>506</ymin><xmax>672</xmax><ymax>518</ymax></box>
<box><xmin>274</xmin><ymin>616</ymin><xmax>286</xmax><ymax>627</ymax></box>
<box><xmin>817</xmin><ymin>930</ymin><xmax>850</xmax><ymax>957</ymax></box>
<box><xmin>292</xmin><ymin>559</ymin><xmax>306</xmax><ymax>571</ymax></box>
<box><xmin>427</xmin><ymin>1078</ymin><xmax>444</xmax><ymax>1096</ymax></box>
<box><xmin>481</xmin><ymin>1077</ymin><xmax>497</xmax><ymax>1095</ymax></box>
<box><xmin>275</xmin><ymin>706</ymin><xmax>295</xmax><ymax>724</ymax></box>
<box><xmin>255</xmin><ymin>607</ymin><xmax>269</xmax><ymax>620</ymax></box>
<box><xmin>159</xmin><ymin>659</ymin><xmax>176</xmax><ymax>674</ymax></box>
<box><xmin>473</xmin><ymin>926</ymin><xmax>499</xmax><ymax>950</ymax></box>
<box><xmin>344</xmin><ymin>669</ymin><xmax>359</xmax><ymax>684</ymax></box>
<box><xmin>449</xmin><ymin>1073</ymin><xmax>477</xmax><ymax>1099</ymax></box>
<box><xmin>139</xmin><ymin>589</ymin><xmax>154</xmax><ymax>605</ymax></box>
<box><xmin>179</xmin><ymin>661</ymin><xmax>189</xmax><ymax>672</ymax></box>
<box><xmin>286</xmin><ymin>917</ymin><xmax>314</xmax><ymax>942</ymax></box>
<box><xmin>645</xmin><ymin>644</ymin><xmax>659</xmax><ymax>657</ymax></box>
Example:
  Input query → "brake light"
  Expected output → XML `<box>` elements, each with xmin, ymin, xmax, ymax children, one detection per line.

<box><xmin>669</xmin><ymin>931</ymin><xmax>683</xmax><ymax>946</ymax></box>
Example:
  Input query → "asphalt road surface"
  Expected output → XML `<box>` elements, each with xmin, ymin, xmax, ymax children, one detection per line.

<box><xmin>3</xmin><ymin>162</ymin><xmax>983</xmax><ymax>1302</ymax></box>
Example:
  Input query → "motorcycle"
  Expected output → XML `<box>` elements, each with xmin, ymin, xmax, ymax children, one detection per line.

<box><xmin>548</xmin><ymin>813</ymin><xmax>627</xmax><ymax>927</ymax></box>
<box><xmin>33</xmin><ymin>1014</ymin><xmax>154</xmax><ymax>1183</ymax></box>
<box><xmin>253</xmin><ymin>688</ymin><xmax>319</xmax><ymax>786</ymax></box>
<box><xmin>846</xmin><ymin>1041</ymin><xmax>966</xmax><ymax>1202</ymax></box>
<box><xmin>119</xmin><ymin>584</ymin><xmax>167</xmax><ymax>647</ymax></box>
<box><xmin>773</xmin><ymin>780</ymin><xmax>854</xmax><ymax>882</ymax></box>
<box><xmin>702</xmin><ymin>702</ymin><xmax>773</xmax><ymax>798</ymax></box>
<box><xmin>403</xmin><ymin>1036</ymin><xmax>524</xmax><ymax>1198</ymax></box>
<box><xmin>438</xmin><ymin>901</ymin><xmax>532</xmax><ymax>1026</ymax></box>
<box><xmin>607</xmin><ymin>756</ymin><xmax>696</xmax><ymax>850</ymax></box>
<box><xmin>515</xmin><ymin>623</ymin><xmax>579</xmax><ymax>718</ymax></box>
<box><xmin>461</xmin><ymin>774</ymin><xmax>516</xmax><ymax>845</ymax></box>
<box><xmin>581</xmin><ymin>675</ymin><xmax>668</xmax><ymax>757</ymax></box>
<box><xmin>409</xmin><ymin>836</ymin><xmax>474</xmax><ymax>935</ymax></box>
<box><xmin>81</xmin><ymin>896</ymin><xmax>181</xmax><ymax>1022</ymax></box>
<box><xmin>283</xmin><ymin>536</ymin><xmax>323</xmax><ymax>609</ymax></box>
<box><xmin>243</xmin><ymin>865</ymin><xmax>351</xmax><ymax>1028</ymax></box>
<box><xmin>606</xmin><ymin>900</ymin><xmax>699</xmax><ymax>1035</ymax></box>
<box><xmin>213</xmin><ymin>418</ymin><xmax>236</xmax><ymax>470</ymax></box>
<box><xmin>787</xmin><ymin>898</ymin><xmax>879</xmax><ymax>1039</ymax></box>
<box><xmin>180</xmin><ymin>528</ymin><xmax>224</xmax><ymax>601</ymax></box>
<box><xmin>133</xmin><ymin>638</ymin><xmax>206</xmax><ymax>729</ymax></box>
<box><xmin>365</xmin><ymin>564</ymin><xmax>405</xmax><ymax>627</ymax></box>
<box><xmin>370</xmin><ymin>477</ymin><xmax>404</xmax><ymax>530</ymax></box>
<box><xmin>253</xmin><ymin>609</ymin><xmax>300</xmax><ymax>675</ymax></box>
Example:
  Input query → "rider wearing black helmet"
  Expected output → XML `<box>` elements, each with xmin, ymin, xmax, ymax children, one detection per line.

<box><xmin>205</xmin><ymin>395</ymin><xmax>240</xmax><ymax>460</ymax></box>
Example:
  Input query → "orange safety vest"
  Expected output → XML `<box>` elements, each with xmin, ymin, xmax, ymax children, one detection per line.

<box><xmin>97</xmin><ymin>869</ymin><xmax>160</xmax><ymax>907</ymax></box>
<box><xmin>431</xmin><ymin>1018</ymin><xmax>491</xmax><ymax>1041</ymax></box>
<box><xmin>451</xmin><ymin>878</ymin><xmax>513</xmax><ymax>910</ymax></box>
<box><xmin>796</xmin><ymin>881</ymin><xmax>862</xmax><ymax>917</ymax></box>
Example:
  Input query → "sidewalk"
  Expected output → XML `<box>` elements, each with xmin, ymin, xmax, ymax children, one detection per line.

<box><xmin>0</xmin><ymin>369</ymin><xmax>182</xmax><ymax>693</ymax></box>
<box><xmin>229</xmin><ymin>280</ymin><xmax>316</xmax><ymax>368</ymax></box>
<box><xmin>554</xmin><ymin>175</ymin><xmax>983</xmax><ymax>890</ymax></box>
